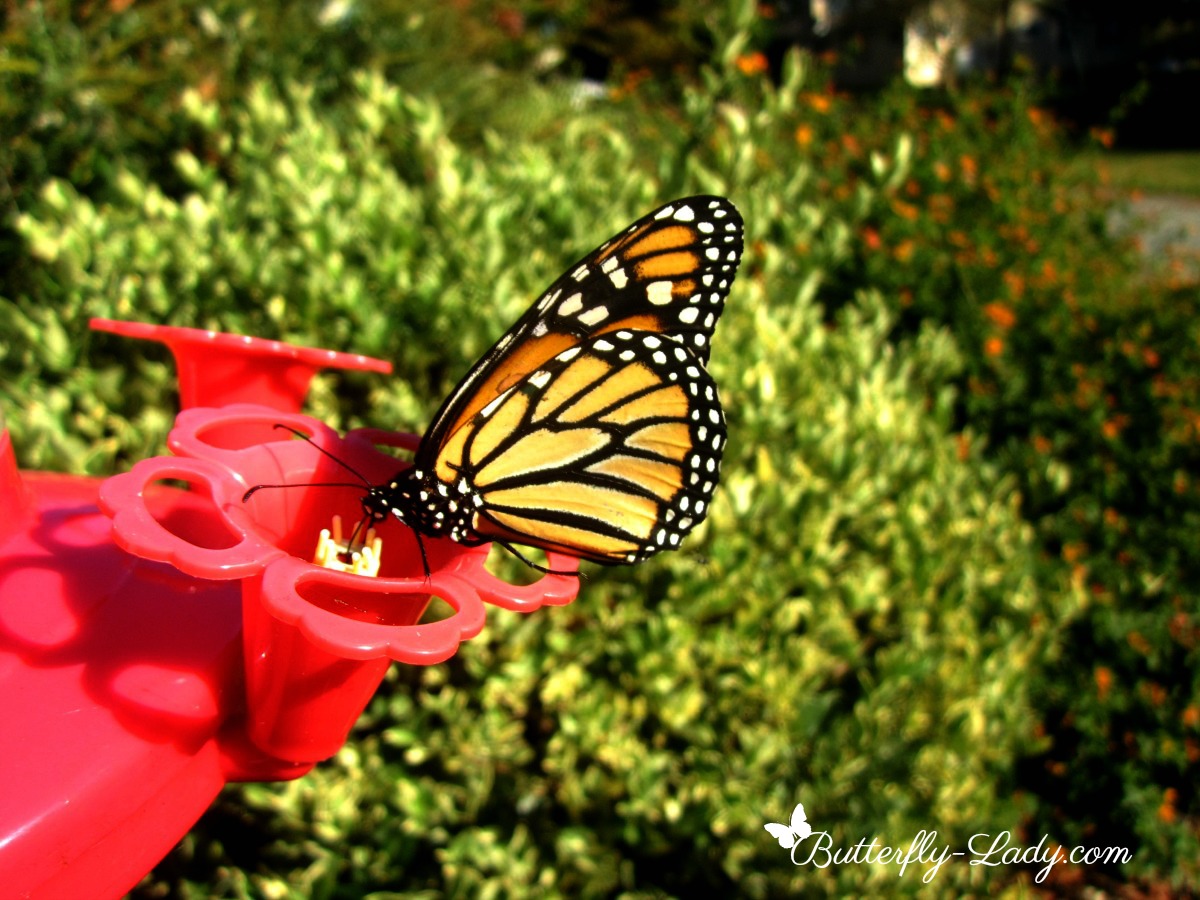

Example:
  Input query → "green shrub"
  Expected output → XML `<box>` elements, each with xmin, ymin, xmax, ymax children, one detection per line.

<box><xmin>6</xmin><ymin>59</ymin><xmax>1058</xmax><ymax>896</ymax></box>
<box><xmin>5</xmin><ymin>0</ymin><xmax>1197</xmax><ymax>892</ymax></box>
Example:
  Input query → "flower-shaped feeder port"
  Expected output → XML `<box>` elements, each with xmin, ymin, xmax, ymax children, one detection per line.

<box><xmin>99</xmin><ymin>404</ymin><xmax>581</xmax><ymax>764</ymax></box>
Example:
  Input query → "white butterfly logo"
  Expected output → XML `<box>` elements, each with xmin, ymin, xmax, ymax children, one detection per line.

<box><xmin>764</xmin><ymin>802</ymin><xmax>813</xmax><ymax>849</ymax></box>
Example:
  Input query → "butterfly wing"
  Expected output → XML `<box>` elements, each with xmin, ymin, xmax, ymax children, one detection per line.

<box><xmin>789</xmin><ymin>803</ymin><xmax>812</xmax><ymax>841</ymax></box>
<box><xmin>764</xmin><ymin>822</ymin><xmax>798</xmax><ymax>850</ymax></box>
<box><xmin>433</xmin><ymin>330</ymin><xmax>725</xmax><ymax>563</ymax></box>
<box><xmin>415</xmin><ymin>196</ymin><xmax>742</xmax><ymax>476</ymax></box>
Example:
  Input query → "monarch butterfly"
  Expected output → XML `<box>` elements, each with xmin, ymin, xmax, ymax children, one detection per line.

<box><xmin>366</xmin><ymin>196</ymin><xmax>743</xmax><ymax>573</ymax></box>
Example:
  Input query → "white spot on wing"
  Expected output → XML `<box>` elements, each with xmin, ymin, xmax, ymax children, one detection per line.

<box><xmin>609</xmin><ymin>267</ymin><xmax>628</xmax><ymax>289</ymax></box>
<box><xmin>480</xmin><ymin>388</ymin><xmax>512</xmax><ymax>418</ymax></box>
<box><xmin>601</xmin><ymin>256</ymin><xmax>620</xmax><ymax>274</ymax></box>
<box><xmin>673</xmin><ymin>205</ymin><xmax>695</xmax><ymax>222</ymax></box>
<box><xmin>578</xmin><ymin>305</ymin><xmax>609</xmax><ymax>326</ymax></box>
<box><xmin>558</xmin><ymin>293</ymin><xmax>583</xmax><ymax>316</ymax></box>
<box><xmin>646</xmin><ymin>281</ymin><xmax>674</xmax><ymax>305</ymax></box>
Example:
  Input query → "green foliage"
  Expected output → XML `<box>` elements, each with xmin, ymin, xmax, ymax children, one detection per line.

<box><xmin>1</xmin><ymin>0</ymin><xmax>1196</xmax><ymax>895</ymax></box>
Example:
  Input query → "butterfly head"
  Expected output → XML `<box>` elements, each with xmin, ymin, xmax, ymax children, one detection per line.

<box><xmin>360</xmin><ymin>470</ymin><xmax>417</xmax><ymax>528</ymax></box>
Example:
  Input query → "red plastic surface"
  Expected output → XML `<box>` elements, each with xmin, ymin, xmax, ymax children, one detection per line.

<box><xmin>99</xmin><ymin>404</ymin><xmax>580</xmax><ymax>762</ymax></box>
<box><xmin>0</xmin><ymin>450</ymin><xmax>253</xmax><ymax>900</ymax></box>
<box><xmin>89</xmin><ymin>318</ymin><xmax>392</xmax><ymax>414</ymax></box>
<box><xmin>1</xmin><ymin>321</ymin><xmax>581</xmax><ymax>899</ymax></box>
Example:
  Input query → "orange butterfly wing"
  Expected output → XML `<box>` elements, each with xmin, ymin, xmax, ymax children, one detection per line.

<box><xmin>415</xmin><ymin>196</ymin><xmax>742</xmax><ymax>482</ymax></box>
<box><xmin>377</xmin><ymin>196</ymin><xmax>742</xmax><ymax>567</ymax></box>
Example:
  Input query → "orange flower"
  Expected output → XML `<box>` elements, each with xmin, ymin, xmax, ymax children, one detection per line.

<box><xmin>891</xmin><ymin>199</ymin><xmax>919</xmax><ymax>221</ymax></box>
<box><xmin>614</xmin><ymin>67</ymin><xmax>650</xmax><ymax>98</ymax></box>
<box><xmin>928</xmin><ymin>194</ymin><xmax>954</xmax><ymax>223</ymax></box>
<box><xmin>1182</xmin><ymin>705</ymin><xmax>1200</xmax><ymax>728</ymax></box>
<box><xmin>1062</xmin><ymin>542</ymin><xmax>1086</xmax><ymax>563</ymax></box>
<box><xmin>197</xmin><ymin>74</ymin><xmax>220</xmax><ymax>102</ymax></box>
<box><xmin>1094</xmin><ymin>666</ymin><xmax>1112</xmax><ymax>701</ymax></box>
<box><xmin>959</xmin><ymin>154</ymin><xmax>978</xmax><ymax>182</ymax></box>
<box><xmin>1170</xmin><ymin>611</ymin><xmax>1197</xmax><ymax>646</ymax></box>
<box><xmin>735</xmin><ymin>52</ymin><xmax>769</xmax><ymax>76</ymax></box>
<box><xmin>807</xmin><ymin>92</ymin><xmax>832</xmax><ymax>114</ymax></box>
<box><xmin>757</xmin><ymin>2</ymin><xmax>777</xmax><ymax>18</ymax></box>
<box><xmin>795</xmin><ymin>124</ymin><xmax>814</xmax><ymax>147</ymax></box>
<box><xmin>1101</xmin><ymin>415</ymin><xmax>1129</xmax><ymax>439</ymax></box>
<box><xmin>1143</xmin><ymin>682</ymin><xmax>1167</xmax><ymax>706</ymax></box>
<box><xmin>984</xmin><ymin>336</ymin><xmax>1005</xmax><ymax>357</ymax></box>
<box><xmin>933</xmin><ymin>161</ymin><xmax>952</xmax><ymax>182</ymax></box>
<box><xmin>861</xmin><ymin>227</ymin><xmax>882</xmax><ymax>250</ymax></box>
<box><xmin>1127</xmin><ymin>631</ymin><xmax>1150</xmax><ymax>654</ymax></box>
<box><xmin>1027</xmin><ymin>107</ymin><xmax>1058</xmax><ymax>138</ymax></box>
<box><xmin>1090</xmin><ymin>126</ymin><xmax>1115</xmax><ymax>149</ymax></box>
<box><xmin>1003</xmin><ymin>271</ymin><xmax>1026</xmax><ymax>300</ymax></box>
<box><xmin>1159</xmin><ymin>789</ymin><xmax>1177</xmax><ymax>823</ymax></box>
<box><xmin>892</xmin><ymin>239</ymin><xmax>915</xmax><ymax>263</ymax></box>
<box><xmin>1032</xmin><ymin>434</ymin><xmax>1052</xmax><ymax>454</ymax></box>
<box><xmin>983</xmin><ymin>302</ymin><xmax>1016</xmax><ymax>329</ymax></box>
<box><xmin>1143</xmin><ymin>347</ymin><xmax>1161</xmax><ymax>368</ymax></box>
<box><xmin>956</xmin><ymin>433</ymin><xmax>971</xmax><ymax>461</ymax></box>
<box><xmin>493</xmin><ymin>7</ymin><xmax>525</xmax><ymax>37</ymax></box>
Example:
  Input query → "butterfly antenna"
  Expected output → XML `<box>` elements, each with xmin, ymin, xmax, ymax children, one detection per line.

<box><xmin>242</xmin><ymin>481</ymin><xmax>366</xmax><ymax>502</ymax></box>
<box><xmin>242</xmin><ymin>424</ymin><xmax>380</xmax><ymax>502</ymax></box>
<box><xmin>269</xmin><ymin>423</ymin><xmax>373</xmax><ymax>487</ymax></box>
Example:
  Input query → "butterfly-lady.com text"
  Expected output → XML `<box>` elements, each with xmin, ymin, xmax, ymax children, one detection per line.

<box><xmin>791</xmin><ymin>829</ymin><xmax>1131</xmax><ymax>884</ymax></box>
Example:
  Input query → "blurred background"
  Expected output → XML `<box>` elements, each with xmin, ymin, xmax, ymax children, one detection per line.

<box><xmin>2</xmin><ymin>0</ymin><xmax>1198</xmax><ymax>896</ymax></box>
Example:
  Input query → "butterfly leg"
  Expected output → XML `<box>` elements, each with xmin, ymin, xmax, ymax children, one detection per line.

<box><xmin>492</xmin><ymin>538</ymin><xmax>584</xmax><ymax>578</ymax></box>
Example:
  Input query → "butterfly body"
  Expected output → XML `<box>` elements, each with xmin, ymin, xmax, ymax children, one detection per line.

<box><xmin>364</xmin><ymin>196</ymin><xmax>742</xmax><ymax>570</ymax></box>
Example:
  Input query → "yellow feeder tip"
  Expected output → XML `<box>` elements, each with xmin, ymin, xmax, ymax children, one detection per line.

<box><xmin>314</xmin><ymin>515</ymin><xmax>383</xmax><ymax>577</ymax></box>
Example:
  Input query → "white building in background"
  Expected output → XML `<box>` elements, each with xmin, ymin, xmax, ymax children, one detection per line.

<box><xmin>809</xmin><ymin>0</ymin><xmax>1058</xmax><ymax>88</ymax></box>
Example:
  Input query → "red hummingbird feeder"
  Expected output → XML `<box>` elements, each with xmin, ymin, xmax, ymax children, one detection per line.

<box><xmin>0</xmin><ymin>319</ymin><xmax>579</xmax><ymax>899</ymax></box>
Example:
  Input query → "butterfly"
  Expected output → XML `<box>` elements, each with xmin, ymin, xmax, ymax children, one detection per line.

<box><xmin>359</xmin><ymin>196</ymin><xmax>743</xmax><ymax>574</ymax></box>
<box><xmin>764</xmin><ymin>803</ymin><xmax>813</xmax><ymax>849</ymax></box>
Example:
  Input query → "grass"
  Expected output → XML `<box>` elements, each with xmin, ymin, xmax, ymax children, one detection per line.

<box><xmin>1095</xmin><ymin>150</ymin><xmax>1200</xmax><ymax>197</ymax></box>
